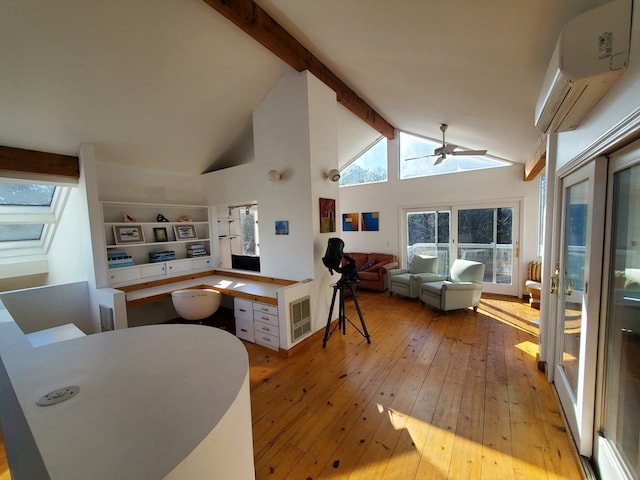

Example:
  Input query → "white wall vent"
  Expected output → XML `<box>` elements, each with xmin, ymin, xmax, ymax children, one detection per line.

<box><xmin>534</xmin><ymin>0</ymin><xmax>631</xmax><ymax>133</ymax></box>
<box><xmin>290</xmin><ymin>295</ymin><xmax>311</xmax><ymax>342</ymax></box>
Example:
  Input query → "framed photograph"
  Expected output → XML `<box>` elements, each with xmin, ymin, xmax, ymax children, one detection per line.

<box><xmin>153</xmin><ymin>227</ymin><xmax>168</xmax><ymax>242</ymax></box>
<box><xmin>113</xmin><ymin>225</ymin><xmax>145</xmax><ymax>244</ymax></box>
<box><xmin>173</xmin><ymin>224</ymin><xmax>198</xmax><ymax>240</ymax></box>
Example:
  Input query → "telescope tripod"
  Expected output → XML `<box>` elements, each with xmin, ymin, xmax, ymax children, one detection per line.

<box><xmin>322</xmin><ymin>279</ymin><xmax>371</xmax><ymax>347</ymax></box>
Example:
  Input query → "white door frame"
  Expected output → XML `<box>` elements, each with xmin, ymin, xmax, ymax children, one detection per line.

<box><xmin>552</xmin><ymin>157</ymin><xmax>607</xmax><ymax>456</ymax></box>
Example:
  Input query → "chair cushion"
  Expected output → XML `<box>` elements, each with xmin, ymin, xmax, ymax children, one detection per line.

<box><xmin>450</xmin><ymin>260</ymin><xmax>484</xmax><ymax>283</ymax></box>
<box><xmin>409</xmin><ymin>255</ymin><xmax>437</xmax><ymax>274</ymax></box>
<box><xmin>421</xmin><ymin>281</ymin><xmax>446</xmax><ymax>294</ymax></box>
<box><xmin>389</xmin><ymin>272</ymin><xmax>412</xmax><ymax>285</ymax></box>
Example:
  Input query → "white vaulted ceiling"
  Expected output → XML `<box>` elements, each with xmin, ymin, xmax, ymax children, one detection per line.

<box><xmin>0</xmin><ymin>0</ymin><xmax>606</xmax><ymax>174</ymax></box>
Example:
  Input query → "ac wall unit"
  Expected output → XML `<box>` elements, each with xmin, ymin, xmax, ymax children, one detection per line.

<box><xmin>534</xmin><ymin>0</ymin><xmax>631</xmax><ymax>134</ymax></box>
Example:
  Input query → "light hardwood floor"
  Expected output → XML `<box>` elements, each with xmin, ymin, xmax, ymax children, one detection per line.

<box><xmin>0</xmin><ymin>292</ymin><xmax>583</xmax><ymax>480</ymax></box>
<box><xmin>246</xmin><ymin>291</ymin><xmax>583</xmax><ymax>480</ymax></box>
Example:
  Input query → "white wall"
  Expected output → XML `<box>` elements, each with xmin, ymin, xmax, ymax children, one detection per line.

<box><xmin>339</xmin><ymin>136</ymin><xmax>541</xmax><ymax>291</ymax></box>
<box><xmin>0</xmin><ymin>282</ymin><xmax>92</xmax><ymax>334</ymax></box>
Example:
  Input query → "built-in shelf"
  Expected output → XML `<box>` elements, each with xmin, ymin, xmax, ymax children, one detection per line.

<box><xmin>101</xmin><ymin>201</ymin><xmax>213</xmax><ymax>287</ymax></box>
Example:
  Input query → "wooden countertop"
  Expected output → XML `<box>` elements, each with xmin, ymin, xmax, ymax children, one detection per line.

<box><xmin>121</xmin><ymin>269</ymin><xmax>296</xmax><ymax>306</ymax></box>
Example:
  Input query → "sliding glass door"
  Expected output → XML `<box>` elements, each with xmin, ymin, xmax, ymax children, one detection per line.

<box><xmin>404</xmin><ymin>201</ymin><xmax>520</xmax><ymax>295</ymax></box>
<box><xmin>596</xmin><ymin>142</ymin><xmax>640</xmax><ymax>479</ymax></box>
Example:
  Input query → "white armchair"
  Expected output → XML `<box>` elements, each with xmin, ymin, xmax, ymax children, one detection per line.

<box><xmin>388</xmin><ymin>255</ymin><xmax>444</xmax><ymax>298</ymax></box>
<box><xmin>420</xmin><ymin>259</ymin><xmax>485</xmax><ymax>312</ymax></box>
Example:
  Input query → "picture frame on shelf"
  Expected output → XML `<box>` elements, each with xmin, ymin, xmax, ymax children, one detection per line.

<box><xmin>153</xmin><ymin>227</ymin><xmax>168</xmax><ymax>242</ymax></box>
<box><xmin>174</xmin><ymin>224</ymin><xmax>198</xmax><ymax>240</ymax></box>
<box><xmin>113</xmin><ymin>225</ymin><xmax>145</xmax><ymax>244</ymax></box>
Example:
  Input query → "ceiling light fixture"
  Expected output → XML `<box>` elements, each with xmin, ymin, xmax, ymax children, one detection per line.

<box><xmin>323</xmin><ymin>169</ymin><xmax>340</xmax><ymax>182</ymax></box>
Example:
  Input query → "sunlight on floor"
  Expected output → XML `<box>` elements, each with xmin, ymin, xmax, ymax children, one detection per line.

<box><xmin>514</xmin><ymin>340</ymin><xmax>539</xmax><ymax>359</ymax></box>
<box><xmin>378</xmin><ymin>404</ymin><xmax>571</xmax><ymax>479</ymax></box>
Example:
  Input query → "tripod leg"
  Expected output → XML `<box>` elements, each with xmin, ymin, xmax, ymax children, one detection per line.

<box><xmin>339</xmin><ymin>286</ymin><xmax>346</xmax><ymax>335</ymax></box>
<box><xmin>350</xmin><ymin>286</ymin><xmax>371</xmax><ymax>344</ymax></box>
<box><xmin>323</xmin><ymin>286</ymin><xmax>339</xmax><ymax>348</ymax></box>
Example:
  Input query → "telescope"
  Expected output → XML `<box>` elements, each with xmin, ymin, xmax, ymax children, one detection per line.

<box><xmin>321</xmin><ymin>238</ymin><xmax>370</xmax><ymax>347</ymax></box>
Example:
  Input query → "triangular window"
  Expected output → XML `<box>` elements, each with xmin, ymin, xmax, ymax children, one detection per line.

<box><xmin>399</xmin><ymin>131</ymin><xmax>510</xmax><ymax>179</ymax></box>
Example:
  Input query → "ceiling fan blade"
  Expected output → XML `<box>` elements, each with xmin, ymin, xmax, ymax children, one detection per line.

<box><xmin>404</xmin><ymin>153</ymin><xmax>438</xmax><ymax>161</ymax></box>
<box><xmin>451</xmin><ymin>149</ymin><xmax>488</xmax><ymax>156</ymax></box>
<box><xmin>433</xmin><ymin>154</ymin><xmax>445</xmax><ymax>166</ymax></box>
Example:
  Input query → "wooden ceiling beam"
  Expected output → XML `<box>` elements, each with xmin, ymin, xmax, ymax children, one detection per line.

<box><xmin>0</xmin><ymin>146</ymin><xmax>80</xmax><ymax>180</ymax></box>
<box><xmin>524</xmin><ymin>135</ymin><xmax>546</xmax><ymax>181</ymax></box>
<box><xmin>201</xmin><ymin>0</ymin><xmax>396</xmax><ymax>139</ymax></box>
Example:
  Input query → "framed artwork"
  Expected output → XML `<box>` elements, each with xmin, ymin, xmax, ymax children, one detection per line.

<box><xmin>361</xmin><ymin>212</ymin><xmax>380</xmax><ymax>231</ymax></box>
<box><xmin>173</xmin><ymin>224</ymin><xmax>198</xmax><ymax>240</ymax></box>
<box><xmin>342</xmin><ymin>213</ymin><xmax>359</xmax><ymax>231</ymax></box>
<box><xmin>275</xmin><ymin>220</ymin><xmax>289</xmax><ymax>235</ymax></box>
<box><xmin>153</xmin><ymin>227</ymin><xmax>168</xmax><ymax>242</ymax></box>
<box><xmin>113</xmin><ymin>225</ymin><xmax>145</xmax><ymax>244</ymax></box>
<box><xmin>319</xmin><ymin>198</ymin><xmax>336</xmax><ymax>233</ymax></box>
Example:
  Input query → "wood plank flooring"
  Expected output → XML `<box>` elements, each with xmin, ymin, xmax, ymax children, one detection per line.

<box><xmin>0</xmin><ymin>292</ymin><xmax>583</xmax><ymax>480</ymax></box>
<box><xmin>246</xmin><ymin>291</ymin><xmax>583</xmax><ymax>480</ymax></box>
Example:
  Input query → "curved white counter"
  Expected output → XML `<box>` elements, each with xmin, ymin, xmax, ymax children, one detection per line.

<box><xmin>0</xmin><ymin>315</ymin><xmax>254</xmax><ymax>479</ymax></box>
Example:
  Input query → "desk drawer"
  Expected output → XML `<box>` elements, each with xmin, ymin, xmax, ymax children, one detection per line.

<box><xmin>234</xmin><ymin>298</ymin><xmax>253</xmax><ymax>321</ymax></box>
<box><xmin>253</xmin><ymin>310</ymin><xmax>278</xmax><ymax>327</ymax></box>
<box><xmin>255</xmin><ymin>330</ymin><xmax>279</xmax><ymax>351</ymax></box>
<box><xmin>235</xmin><ymin>318</ymin><xmax>255</xmax><ymax>343</ymax></box>
<box><xmin>253</xmin><ymin>302</ymin><xmax>277</xmax><ymax>316</ymax></box>
<box><xmin>254</xmin><ymin>319</ymin><xmax>279</xmax><ymax>337</ymax></box>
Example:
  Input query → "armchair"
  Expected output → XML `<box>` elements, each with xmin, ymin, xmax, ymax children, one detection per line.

<box><xmin>388</xmin><ymin>255</ymin><xmax>444</xmax><ymax>298</ymax></box>
<box><xmin>420</xmin><ymin>259</ymin><xmax>485</xmax><ymax>312</ymax></box>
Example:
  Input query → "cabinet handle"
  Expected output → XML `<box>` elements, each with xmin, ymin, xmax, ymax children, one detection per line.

<box><xmin>239</xmin><ymin>308</ymin><xmax>247</xmax><ymax>313</ymax></box>
<box><xmin>240</xmin><ymin>328</ymin><xmax>248</xmax><ymax>333</ymax></box>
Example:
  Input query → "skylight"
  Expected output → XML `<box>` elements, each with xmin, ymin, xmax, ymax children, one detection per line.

<box><xmin>0</xmin><ymin>182</ymin><xmax>56</xmax><ymax>242</ymax></box>
<box><xmin>399</xmin><ymin>131</ymin><xmax>510</xmax><ymax>179</ymax></box>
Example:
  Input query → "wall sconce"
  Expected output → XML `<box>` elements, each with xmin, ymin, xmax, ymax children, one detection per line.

<box><xmin>268</xmin><ymin>169</ymin><xmax>282</xmax><ymax>182</ymax></box>
<box><xmin>323</xmin><ymin>169</ymin><xmax>340</xmax><ymax>182</ymax></box>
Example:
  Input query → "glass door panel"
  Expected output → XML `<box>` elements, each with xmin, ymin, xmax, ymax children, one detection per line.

<box><xmin>599</xmin><ymin>158</ymin><xmax>640</xmax><ymax>478</ymax></box>
<box><xmin>406</xmin><ymin>210</ymin><xmax>450</xmax><ymax>276</ymax></box>
<box><xmin>554</xmin><ymin>158</ymin><xmax>606</xmax><ymax>456</ymax></box>
<box><xmin>457</xmin><ymin>204</ymin><xmax>519</xmax><ymax>295</ymax></box>
<box><xmin>560</xmin><ymin>180</ymin><xmax>588</xmax><ymax>396</ymax></box>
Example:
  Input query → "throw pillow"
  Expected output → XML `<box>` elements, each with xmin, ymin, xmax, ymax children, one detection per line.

<box><xmin>360</xmin><ymin>259</ymin><xmax>376</xmax><ymax>271</ymax></box>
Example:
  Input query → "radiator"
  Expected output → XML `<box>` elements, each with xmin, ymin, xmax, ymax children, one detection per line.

<box><xmin>290</xmin><ymin>295</ymin><xmax>311</xmax><ymax>342</ymax></box>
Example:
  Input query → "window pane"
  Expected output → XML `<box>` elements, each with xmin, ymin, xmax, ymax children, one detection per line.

<box><xmin>240</xmin><ymin>208</ymin><xmax>259</xmax><ymax>256</ymax></box>
<box><xmin>406</xmin><ymin>210</ymin><xmax>450</xmax><ymax>276</ymax></box>
<box><xmin>0</xmin><ymin>182</ymin><xmax>56</xmax><ymax>206</ymax></box>
<box><xmin>339</xmin><ymin>138</ymin><xmax>388</xmax><ymax>186</ymax></box>
<box><xmin>399</xmin><ymin>131</ymin><xmax>510</xmax><ymax>179</ymax></box>
<box><xmin>0</xmin><ymin>224</ymin><xmax>44</xmax><ymax>241</ymax></box>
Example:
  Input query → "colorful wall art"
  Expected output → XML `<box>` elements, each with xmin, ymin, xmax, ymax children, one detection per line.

<box><xmin>342</xmin><ymin>213</ymin><xmax>359</xmax><ymax>231</ymax></box>
<box><xmin>275</xmin><ymin>220</ymin><xmax>289</xmax><ymax>235</ymax></box>
<box><xmin>361</xmin><ymin>212</ymin><xmax>379</xmax><ymax>231</ymax></box>
<box><xmin>319</xmin><ymin>198</ymin><xmax>336</xmax><ymax>233</ymax></box>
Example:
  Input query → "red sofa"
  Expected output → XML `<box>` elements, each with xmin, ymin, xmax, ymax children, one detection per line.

<box><xmin>344</xmin><ymin>252</ymin><xmax>398</xmax><ymax>292</ymax></box>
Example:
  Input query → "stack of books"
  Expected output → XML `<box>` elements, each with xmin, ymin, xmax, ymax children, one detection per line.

<box><xmin>149</xmin><ymin>250</ymin><xmax>176</xmax><ymax>263</ymax></box>
<box><xmin>187</xmin><ymin>244</ymin><xmax>207</xmax><ymax>258</ymax></box>
<box><xmin>108</xmin><ymin>249</ymin><xmax>135</xmax><ymax>269</ymax></box>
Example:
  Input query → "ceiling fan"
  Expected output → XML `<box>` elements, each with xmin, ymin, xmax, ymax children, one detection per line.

<box><xmin>406</xmin><ymin>123</ymin><xmax>488</xmax><ymax>165</ymax></box>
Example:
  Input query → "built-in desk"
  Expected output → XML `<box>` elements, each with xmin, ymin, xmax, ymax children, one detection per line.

<box><xmin>120</xmin><ymin>269</ymin><xmax>295</xmax><ymax>307</ymax></box>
